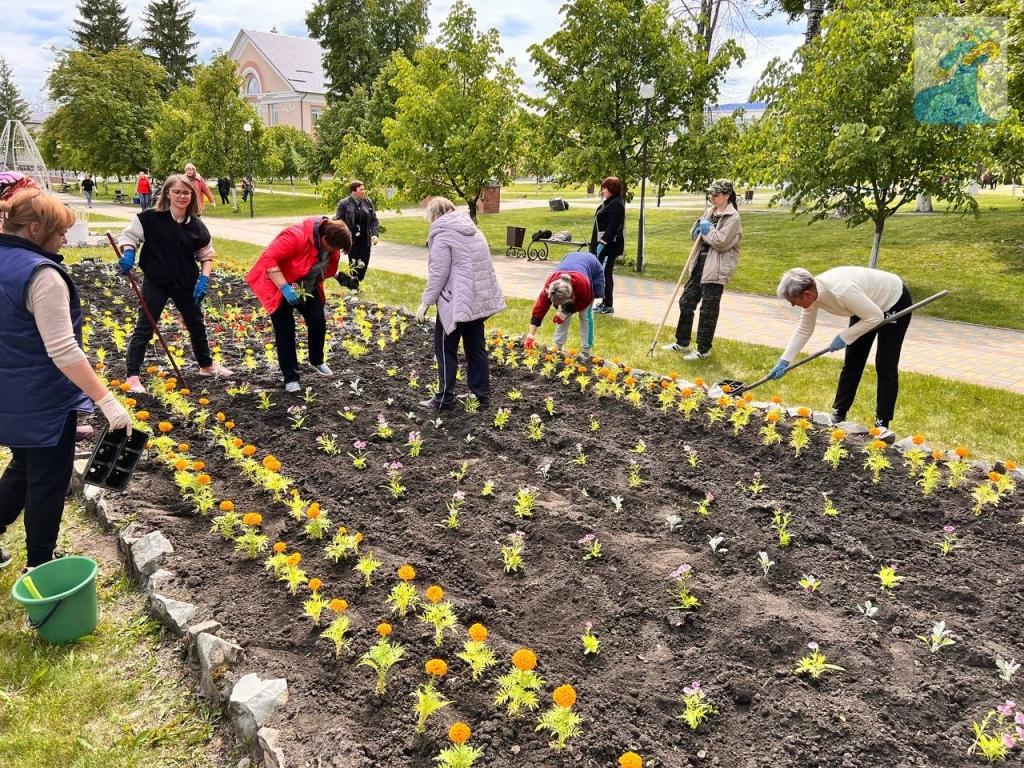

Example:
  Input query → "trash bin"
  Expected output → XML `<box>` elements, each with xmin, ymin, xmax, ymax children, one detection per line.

<box><xmin>548</xmin><ymin>198</ymin><xmax>568</xmax><ymax>212</ymax></box>
<box><xmin>506</xmin><ymin>226</ymin><xmax>526</xmax><ymax>248</ymax></box>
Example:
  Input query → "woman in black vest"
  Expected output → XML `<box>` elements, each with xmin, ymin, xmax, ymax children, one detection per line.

<box><xmin>117</xmin><ymin>174</ymin><xmax>232</xmax><ymax>393</ymax></box>
<box><xmin>588</xmin><ymin>176</ymin><xmax>625</xmax><ymax>315</ymax></box>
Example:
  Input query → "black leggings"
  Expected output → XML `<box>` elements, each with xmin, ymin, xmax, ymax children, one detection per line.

<box><xmin>271</xmin><ymin>295</ymin><xmax>327</xmax><ymax>384</ymax></box>
<box><xmin>126</xmin><ymin>278</ymin><xmax>213</xmax><ymax>376</ymax></box>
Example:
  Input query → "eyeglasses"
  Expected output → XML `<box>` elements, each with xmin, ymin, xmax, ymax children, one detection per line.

<box><xmin>169</xmin><ymin>189</ymin><xmax>192</xmax><ymax>197</ymax></box>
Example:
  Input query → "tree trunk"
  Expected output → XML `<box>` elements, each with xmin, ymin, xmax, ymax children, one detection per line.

<box><xmin>805</xmin><ymin>0</ymin><xmax>825</xmax><ymax>43</ymax></box>
<box><xmin>868</xmin><ymin>218</ymin><xmax>885</xmax><ymax>268</ymax></box>
<box><xmin>467</xmin><ymin>197</ymin><xmax>478</xmax><ymax>223</ymax></box>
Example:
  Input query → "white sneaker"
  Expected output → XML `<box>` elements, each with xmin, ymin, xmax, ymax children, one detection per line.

<box><xmin>200</xmin><ymin>362</ymin><xmax>234</xmax><ymax>377</ymax></box>
<box><xmin>125</xmin><ymin>375</ymin><xmax>146</xmax><ymax>394</ymax></box>
<box><xmin>662</xmin><ymin>342</ymin><xmax>690</xmax><ymax>352</ymax></box>
<box><xmin>683</xmin><ymin>350</ymin><xmax>710</xmax><ymax>361</ymax></box>
<box><xmin>309</xmin><ymin>362</ymin><xmax>333</xmax><ymax>376</ymax></box>
<box><xmin>285</xmin><ymin>381</ymin><xmax>301</xmax><ymax>393</ymax></box>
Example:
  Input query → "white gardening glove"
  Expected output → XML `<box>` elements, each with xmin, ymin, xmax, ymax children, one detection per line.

<box><xmin>95</xmin><ymin>392</ymin><xmax>133</xmax><ymax>433</ymax></box>
<box><xmin>415</xmin><ymin>303</ymin><xmax>429</xmax><ymax>323</ymax></box>
<box><xmin>371</xmin><ymin>235</ymin><xmax>379</xmax><ymax>246</ymax></box>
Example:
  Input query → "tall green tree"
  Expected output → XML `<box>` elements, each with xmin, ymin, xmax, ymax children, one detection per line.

<box><xmin>140</xmin><ymin>0</ymin><xmax>199</xmax><ymax>93</ymax></box>
<box><xmin>0</xmin><ymin>57</ymin><xmax>30</xmax><ymax>127</ymax></box>
<box><xmin>306</xmin><ymin>0</ymin><xmax>429</xmax><ymax>100</ymax></box>
<box><xmin>740</xmin><ymin>0</ymin><xmax>987</xmax><ymax>267</ymax></box>
<box><xmin>46</xmin><ymin>47</ymin><xmax>164</xmax><ymax>177</ymax></box>
<box><xmin>72</xmin><ymin>0</ymin><xmax>132</xmax><ymax>52</ymax></box>
<box><xmin>530</xmin><ymin>0</ymin><xmax>737</xmax><ymax>192</ymax></box>
<box><xmin>264</xmin><ymin>125</ymin><xmax>315</xmax><ymax>184</ymax></box>
<box><xmin>149</xmin><ymin>54</ymin><xmax>262</xmax><ymax>179</ymax></box>
<box><xmin>381</xmin><ymin>1</ymin><xmax>523</xmax><ymax>220</ymax></box>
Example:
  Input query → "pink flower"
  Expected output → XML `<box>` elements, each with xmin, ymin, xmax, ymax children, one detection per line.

<box><xmin>578</xmin><ymin>533</ymin><xmax>596</xmax><ymax>546</ymax></box>
<box><xmin>1002</xmin><ymin>733</ymin><xmax>1016</xmax><ymax>749</ymax></box>
<box><xmin>683</xmin><ymin>680</ymin><xmax>702</xmax><ymax>696</ymax></box>
<box><xmin>353</xmin><ymin>439</ymin><xmax>367</xmax><ymax>450</ymax></box>
<box><xmin>807</xmin><ymin>642</ymin><xmax>820</xmax><ymax>651</ymax></box>
<box><xmin>942</xmin><ymin>524</ymin><xmax>956</xmax><ymax>534</ymax></box>
<box><xmin>670</xmin><ymin>563</ymin><xmax>693</xmax><ymax>580</ymax></box>
<box><xmin>998</xmin><ymin>700</ymin><xmax>1017</xmax><ymax>717</ymax></box>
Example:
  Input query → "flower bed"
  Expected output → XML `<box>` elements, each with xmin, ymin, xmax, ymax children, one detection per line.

<box><xmin>74</xmin><ymin>262</ymin><xmax>1024</xmax><ymax>767</ymax></box>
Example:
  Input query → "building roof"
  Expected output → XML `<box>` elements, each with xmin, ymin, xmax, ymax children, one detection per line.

<box><xmin>237</xmin><ymin>29</ymin><xmax>327</xmax><ymax>96</ymax></box>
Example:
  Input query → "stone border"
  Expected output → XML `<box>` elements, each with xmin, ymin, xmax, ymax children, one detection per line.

<box><xmin>77</xmin><ymin>469</ymin><xmax>289</xmax><ymax>768</ymax></box>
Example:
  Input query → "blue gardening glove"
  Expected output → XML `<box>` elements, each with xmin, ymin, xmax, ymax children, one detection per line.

<box><xmin>118</xmin><ymin>248</ymin><xmax>136</xmax><ymax>274</ymax></box>
<box><xmin>828</xmin><ymin>334</ymin><xmax>846</xmax><ymax>352</ymax></box>
<box><xmin>690</xmin><ymin>223</ymin><xmax>700</xmax><ymax>240</ymax></box>
<box><xmin>192</xmin><ymin>274</ymin><xmax>209</xmax><ymax>305</ymax></box>
<box><xmin>698</xmin><ymin>218</ymin><xmax>712</xmax><ymax>235</ymax></box>
<box><xmin>280</xmin><ymin>283</ymin><xmax>300</xmax><ymax>306</ymax></box>
<box><xmin>768</xmin><ymin>359</ymin><xmax>789</xmax><ymax>380</ymax></box>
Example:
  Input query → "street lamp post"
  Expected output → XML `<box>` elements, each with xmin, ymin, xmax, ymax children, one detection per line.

<box><xmin>243</xmin><ymin>121</ymin><xmax>254</xmax><ymax>219</ymax></box>
<box><xmin>636</xmin><ymin>81</ymin><xmax>655</xmax><ymax>273</ymax></box>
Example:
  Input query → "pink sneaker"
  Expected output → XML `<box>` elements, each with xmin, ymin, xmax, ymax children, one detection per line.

<box><xmin>125</xmin><ymin>375</ymin><xmax>146</xmax><ymax>393</ymax></box>
<box><xmin>199</xmin><ymin>362</ymin><xmax>233</xmax><ymax>378</ymax></box>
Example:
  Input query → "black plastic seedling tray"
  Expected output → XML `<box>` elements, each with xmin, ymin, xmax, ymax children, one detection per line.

<box><xmin>83</xmin><ymin>425</ymin><xmax>148</xmax><ymax>492</ymax></box>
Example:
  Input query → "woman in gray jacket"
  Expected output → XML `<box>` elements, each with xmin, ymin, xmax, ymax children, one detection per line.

<box><xmin>662</xmin><ymin>178</ymin><xmax>742</xmax><ymax>360</ymax></box>
<box><xmin>416</xmin><ymin>197</ymin><xmax>506</xmax><ymax>411</ymax></box>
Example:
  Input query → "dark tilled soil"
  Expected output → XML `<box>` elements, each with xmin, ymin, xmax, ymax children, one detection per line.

<box><xmin>74</xmin><ymin>263</ymin><xmax>1024</xmax><ymax>768</ymax></box>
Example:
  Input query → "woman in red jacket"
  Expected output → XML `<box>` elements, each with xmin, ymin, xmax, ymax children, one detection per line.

<box><xmin>246</xmin><ymin>217</ymin><xmax>352</xmax><ymax>393</ymax></box>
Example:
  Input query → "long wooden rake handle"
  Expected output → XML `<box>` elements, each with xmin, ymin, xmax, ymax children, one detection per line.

<box><xmin>647</xmin><ymin>237</ymin><xmax>702</xmax><ymax>357</ymax></box>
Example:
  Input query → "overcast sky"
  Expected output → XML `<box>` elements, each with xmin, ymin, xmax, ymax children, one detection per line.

<box><xmin>6</xmin><ymin>0</ymin><xmax>804</xmax><ymax>116</ymax></box>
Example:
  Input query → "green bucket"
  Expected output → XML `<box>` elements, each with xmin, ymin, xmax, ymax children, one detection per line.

<box><xmin>10</xmin><ymin>556</ymin><xmax>99</xmax><ymax>644</ymax></box>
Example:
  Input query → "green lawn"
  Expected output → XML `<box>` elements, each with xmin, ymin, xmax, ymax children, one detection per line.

<box><xmin>192</xmin><ymin>192</ymin><xmax>331</xmax><ymax>219</ymax></box>
<box><xmin>381</xmin><ymin>194</ymin><xmax>1024</xmax><ymax>330</ymax></box>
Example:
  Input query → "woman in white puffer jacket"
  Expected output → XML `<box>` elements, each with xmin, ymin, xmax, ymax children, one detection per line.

<box><xmin>416</xmin><ymin>197</ymin><xmax>506</xmax><ymax>411</ymax></box>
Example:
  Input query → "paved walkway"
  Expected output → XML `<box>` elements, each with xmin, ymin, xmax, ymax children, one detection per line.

<box><xmin>69</xmin><ymin>194</ymin><xmax>1024</xmax><ymax>393</ymax></box>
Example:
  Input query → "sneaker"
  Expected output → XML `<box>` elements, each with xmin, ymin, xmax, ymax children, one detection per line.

<box><xmin>831</xmin><ymin>408</ymin><xmax>847</xmax><ymax>425</ymax></box>
<box><xmin>199</xmin><ymin>362</ymin><xmax>234</xmax><ymax>377</ymax></box>
<box><xmin>309</xmin><ymin>362</ymin><xmax>333</xmax><ymax>376</ymax></box>
<box><xmin>596</xmin><ymin>305</ymin><xmax>614</xmax><ymax>314</ymax></box>
<box><xmin>0</xmin><ymin>547</ymin><xmax>12</xmax><ymax>569</ymax></box>
<box><xmin>873</xmin><ymin>419</ymin><xmax>896</xmax><ymax>442</ymax></box>
<box><xmin>125</xmin><ymin>375</ymin><xmax>146</xmax><ymax>394</ymax></box>
<box><xmin>418</xmin><ymin>397</ymin><xmax>453</xmax><ymax>412</ymax></box>
<box><xmin>683</xmin><ymin>349</ymin><xmax>710</xmax><ymax>361</ymax></box>
<box><xmin>285</xmin><ymin>381</ymin><xmax>301</xmax><ymax>393</ymax></box>
<box><xmin>662</xmin><ymin>342</ymin><xmax>690</xmax><ymax>352</ymax></box>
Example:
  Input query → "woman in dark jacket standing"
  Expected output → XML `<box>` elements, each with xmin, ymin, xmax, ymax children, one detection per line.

<box><xmin>589</xmin><ymin>176</ymin><xmax>625</xmax><ymax>315</ymax></box>
<box><xmin>117</xmin><ymin>174</ymin><xmax>232</xmax><ymax>393</ymax></box>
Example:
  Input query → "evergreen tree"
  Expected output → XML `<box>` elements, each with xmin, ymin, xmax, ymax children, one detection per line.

<box><xmin>0</xmin><ymin>57</ymin><xmax>30</xmax><ymax>127</ymax></box>
<box><xmin>141</xmin><ymin>0</ymin><xmax>199</xmax><ymax>92</ymax></box>
<box><xmin>72</xmin><ymin>0</ymin><xmax>132</xmax><ymax>52</ymax></box>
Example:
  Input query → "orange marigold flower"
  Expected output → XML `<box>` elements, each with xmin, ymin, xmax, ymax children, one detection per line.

<box><xmin>225</xmin><ymin>421</ymin><xmax>235</xmax><ymax>429</ymax></box>
<box><xmin>165</xmin><ymin>381</ymin><xmax>176</xmax><ymax>392</ymax></box>
<box><xmin>911</xmin><ymin>434</ymin><xmax>925</xmax><ymax>446</ymax></box>
<box><xmin>179</xmin><ymin>388</ymin><xmax>190</xmax><ymax>396</ymax></box>
<box><xmin>94</xmin><ymin>361</ymin><xmax>104</xmax><ymax>371</ymax></box>
<box><xmin>397</xmin><ymin>564</ymin><xmax>416</xmax><ymax>581</ymax></box>
<box><xmin>307</xmin><ymin>503</ymin><xmax>321</xmax><ymax>519</ymax></box>
<box><xmin>795</xmin><ymin>418</ymin><xmax>811</xmax><ymax>430</ymax></box>
<box><xmin>377</xmin><ymin>622</ymin><xmax>393</xmax><ymax>637</ymax></box>
<box><xmin>286</xmin><ymin>553</ymin><xmax>302</xmax><ymax>567</ymax></box>
<box><xmin>831</xmin><ymin>429</ymin><xmax>846</xmax><ymax>442</ymax></box>
<box><xmin>231</xmin><ymin>437</ymin><xmax>243</xmax><ymax>449</ymax></box>
<box><xmin>770</xmin><ymin>394</ymin><xmax>783</xmax><ymax>404</ymax></box>
<box><xmin>329</xmin><ymin>598</ymin><xmax>348</xmax><ymax>612</ymax></box>
<box><xmin>177</xmin><ymin>442</ymin><xmax>189</xmax><ymax>452</ymax></box>
<box><xmin>871</xmin><ymin>440</ymin><xmax>887</xmax><ymax>451</ymax></box>
<box><xmin>273</xmin><ymin>541</ymin><xmax>287</xmax><ymax>554</ymax></box>
<box><xmin>215</xmin><ymin>412</ymin><xmax>226</xmax><ymax>422</ymax></box>
<box><xmin>660</xmin><ymin>380</ymin><xmax>673</xmax><ymax>390</ymax></box>
<box><xmin>424</xmin><ymin>658</ymin><xmax>448</xmax><ymax>677</ymax></box>
<box><xmin>157</xmin><ymin>421</ymin><xmax>173</xmax><ymax>433</ymax></box>
<box><xmin>1006</xmin><ymin>460</ymin><xmax>1018</xmax><ymax>471</ymax></box>
<box><xmin>797</xmin><ymin>406</ymin><xmax>811</xmax><ymax>418</ymax></box>
<box><xmin>988</xmin><ymin>471</ymin><xmax>1003</xmax><ymax>483</ymax></box>
<box><xmin>668</xmin><ymin>371</ymin><xmax>679</xmax><ymax>381</ymax></box>
<box><xmin>174</xmin><ymin>459</ymin><xmax>188</xmax><ymax>471</ymax></box>
<box><xmin>468</xmin><ymin>623</ymin><xmax>488</xmax><ymax>642</ymax></box>
<box><xmin>262</xmin><ymin>455</ymin><xmax>280</xmax><ymax>471</ymax></box>
<box><xmin>219</xmin><ymin>500</ymin><xmax>234</xmax><ymax>512</ymax></box>
<box><xmin>932</xmin><ymin>449</ymin><xmax>945</xmax><ymax>461</ymax></box>
<box><xmin>681</xmin><ymin>387</ymin><xmax>693</xmax><ymax>398</ymax></box>
<box><xmin>192</xmin><ymin>460</ymin><xmax>205</xmax><ymax>471</ymax></box>
<box><xmin>242</xmin><ymin>444</ymin><xmax>257</xmax><ymax>456</ymax></box>
<box><xmin>448</xmin><ymin>722</ymin><xmax>471</xmax><ymax>745</ymax></box>
<box><xmin>198</xmin><ymin>397</ymin><xmax>210</xmax><ymax>406</ymax></box>
<box><xmin>766</xmin><ymin>411</ymin><xmax>780</xmax><ymax>423</ymax></box>
<box><xmin>124</xmin><ymin>398</ymin><xmax>137</xmax><ymax>408</ymax></box>
<box><xmin>868</xmin><ymin>426</ymin><xmax>882</xmax><ymax>437</ymax></box>
<box><xmin>308</xmin><ymin>578</ymin><xmax>323</xmax><ymax>593</ymax></box>
<box><xmin>552</xmin><ymin>684</ymin><xmax>577</xmax><ymax>708</ymax></box>
<box><xmin>620</xmin><ymin>753</ymin><xmax>643</xmax><ymax>768</ymax></box>
<box><xmin>743</xmin><ymin>392</ymin><xmax>754</xmax><ymax>402</ymax></box>
<box><xmin>110</xmin><ymin>378</ymin><xmax>122</xmax><ymax>387</ymax></box>
<box><xmin>425</xmin><ymin>585</ymin><xmax>444</xmax><ymax>604</ymax></box>
<box><xmin>136</xmin><ymin>410</ymin><xmax>150</xmax><ymax>420</ymax></box>
<box><xmin>354</xmin><ymin>532</ymin><xmax>363</xmax><ymax>544</ymax></box>
<box><xmin>146</xmin><ymin>365</ymin><xmax>159</xmax><ymax>374</ymax></box>
<box><xmin>721</xmin><ymin>384</ymin><xmax>732</xmax><ymax>394</ymax></box>
<box><xmin>156</xmin><ymin>370</ymin><xmax>167</xmax><ymax>378</ymax></box>
<box><xmin>624</xmin><ymin>375</ymin><xmax>636</xmax><ymax>387</ymax></box>
<box><xmin>196</xmin><ymin>474</ymin><xmax>211</xmax><ymax>486</ymax></box>
<box><xmin>512</xmin><ymin>648</ymin><xmax>537</xmax><ymax>671</ymax></box>
<box><xmin>118</xmin><ymin>383</ymin><xmax>131</xmax><ymax>393</ymax></box>
<box><xmin>954</xmin><ymin>446</ymin><xmax>968</xmax><ymax>459</ymax></box>
<box><xmin>242</xmin><ymin>512</ymin><xmax>262</xmax><ymax>527</ymax></box>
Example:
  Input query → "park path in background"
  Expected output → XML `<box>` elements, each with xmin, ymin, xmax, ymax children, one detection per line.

<box><xmin>73</xmin><ymin>194</ymin><xmax>1024</xmax><ymax>394</ymax></box>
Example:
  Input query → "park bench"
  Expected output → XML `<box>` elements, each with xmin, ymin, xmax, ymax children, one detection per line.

<box><xmin>505</xmin><ymin>226</ymin><xmax>589</xmax><ymax>261</ymax></box>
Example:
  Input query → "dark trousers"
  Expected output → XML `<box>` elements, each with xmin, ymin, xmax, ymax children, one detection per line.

<box><xmin>433</xmin><ymin>318</ymin><xmax>489</xmax><ymax>408</ymax></box>
<box><xmin>674</xmin><ymin>254</ymin><xmax>724</xmax><ymax>353</ymax></box>
<box><xmin>832</xmin><ymin>285</ymin><xmax>912</xmax><ymax>423</ymax></box>
<box><xmin>600</xmin><ymin>252</ymin><xmax>616</xmax><ymax>308</ymax></box>
<box><xmin>126</xmin><ymin>278</ymin><xmax>213</xmax><ymax>376</ymax></box>
<box><xmin>271</xmin><ymin>295</ymin><xmax>326</xmax><ymax>384</ymax></box>
<box><xmin>349</xmin><ymin>238</ymin><xmax>371</xmax><ymax>282</ymax></box>
<box><xmin>0</xmin><ymin>412</ymin><xmax>77</xmax><ymax>566</ymax></box>
<box><xmin>219</xmin><ymin>189</ymin><xmax>230</xmax><ymax>205</ymax></box>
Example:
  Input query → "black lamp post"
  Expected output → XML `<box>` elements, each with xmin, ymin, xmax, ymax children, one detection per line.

<box><xmin>636</xmin><ymin>81</ymin><xmax>655</xmax><ymax>273</ymax></box>
<box><xmin>243</xmin><ymin>121</ymin><xmax>254</xmax><ymax>219</ymax></box>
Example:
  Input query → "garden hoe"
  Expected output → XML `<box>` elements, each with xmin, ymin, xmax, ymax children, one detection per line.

<box><xmin>718</xmin><ymin>290</ymin><xmax>949</xmax><ymax>397</ymax></box>
<box><xmin>647</xmin><ymin>237</ymin><xmax>703</xmax><ymax>357</ymax></box>
<box><xmin>105</xmin><ymin>232</ymin><xmax>189</xmax><ymax>388</ymax></box>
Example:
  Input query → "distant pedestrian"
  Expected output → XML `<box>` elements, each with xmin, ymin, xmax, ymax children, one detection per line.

<box><xmin>184</xmin><ymin>164</ymin><xmax>215</xmax><ymax>214</ymax></box>
<box><xmin>662</xmin><ymin>178</ymin><xmax>742</xmax><ymax>361</ymax></box>
<box><xmin>334</xmin><ymin>180</ymin><xmax>379</xmax><ymax>290</ymax></box>
<box><xmin>589</xmin><ymin>176</ymin><xmax>625</xmax><ymax>315</ymax></box>
<box><xmin>241</xmin><ymin>176</ymin><xmax>254</xmax><ymax>203</ymax></box>
<box><xmin>524</xmin><ymin>250</ymin><xmax>604</xmax><ymax>358</ymax></box>
<box><xmin>217</xmin><ymin>176</ymin><xmax>232</xmax><ymax>206</ymax></box>
<box><xmin>136</xmin><ymin>170</ymin><xmax>152</xmax><ymax>210</ymax></box>
<box><xmin>415</xmin><ymin>197</ymin><xmax>506</xmax><ymax>411</ymax></box>
<box><xmin>81</xmin><ymin>174</ymin><xmax>95</xmax><ymax>208</ymax></box>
